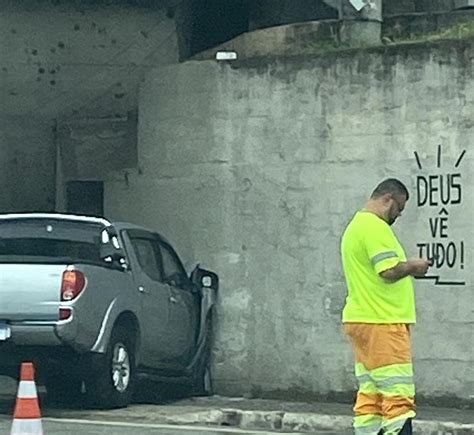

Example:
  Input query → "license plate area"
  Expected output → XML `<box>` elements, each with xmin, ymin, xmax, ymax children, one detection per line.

<box><xmin>0</xmin><ymin>322</ymin><xmax>11</xmax><ymax>341</ymax></box>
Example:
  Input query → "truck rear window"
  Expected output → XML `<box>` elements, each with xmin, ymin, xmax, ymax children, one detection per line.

<box><xmin>0</xmin><ymin>219</ymin><xmax>103</xmax><ymax>264</ymax></box>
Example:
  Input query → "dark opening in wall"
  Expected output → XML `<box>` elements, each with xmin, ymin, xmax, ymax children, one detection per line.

<box><xmin>249</xmin><ymin>0</ymin><xmax>338</xmax><ymax>31</ymax></box>
<box><xmin>189</xmin><ymin>0</ymin><xmax>250</xmax><ymax>55</ymax></box>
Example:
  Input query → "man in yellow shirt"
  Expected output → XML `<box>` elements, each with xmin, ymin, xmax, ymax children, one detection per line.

<box><xmin>341</xmin><ymin>179</ymin><xmax>430</xmax><ymax>435</ymax></box>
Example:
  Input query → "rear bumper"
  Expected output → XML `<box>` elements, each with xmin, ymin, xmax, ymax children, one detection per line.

<box><xmin>0</xmin><ymin>322</ymin><xmax>81</xmax><ymax>378</ymax></box>
<box><xmin>0</xmin><ymin>317</ymin><xmax>78</xmax><ymax>348</ymax></box>
<box><xmin>7</xmin><ymin>323</ymin><xmax>63</xmax><ymax>346</ymax></box>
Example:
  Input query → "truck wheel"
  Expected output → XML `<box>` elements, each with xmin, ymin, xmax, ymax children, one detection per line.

<box><xmin>193</xmin><ymin>316</ymin><xmax>213</xmax><ymax>396</ymax></box>
<box><xmin>86</xmin><ymin>325</ymin><xmax>135</xmax><ymax>408</ymax></box>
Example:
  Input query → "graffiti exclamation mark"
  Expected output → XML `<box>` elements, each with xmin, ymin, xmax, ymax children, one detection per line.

<box><xmin>460</xmin><ymin>241</ymin><xmax>464</xmax><ymax>270</ymax></box>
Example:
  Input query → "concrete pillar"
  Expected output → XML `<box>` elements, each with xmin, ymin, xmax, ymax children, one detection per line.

<box><xmin>340</xmin><ymin>0</ymin><xmax>383</xmax><ymax>46</ymax></box>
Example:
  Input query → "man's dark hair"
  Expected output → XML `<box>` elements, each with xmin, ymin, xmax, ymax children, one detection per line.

<box><xmin>370</xmin><ymin>178</ymin><xmax>409</xmax><ymax>200</ymax></box>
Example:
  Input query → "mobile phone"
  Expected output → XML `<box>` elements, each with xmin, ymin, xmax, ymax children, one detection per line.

<box><xmin>428</xmin><ymin>255</ymin><xmax>438</xmax><ymax>267</ymax></box>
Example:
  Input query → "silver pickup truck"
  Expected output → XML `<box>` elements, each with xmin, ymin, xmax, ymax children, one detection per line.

<box><xmin>0</xmin><ymin>213</ymin><xmax>219</xmax><ymax>408</ymax></box>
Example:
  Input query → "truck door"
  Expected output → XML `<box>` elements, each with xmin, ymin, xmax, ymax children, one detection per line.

<box><xmin>157</xmin><ymin>240</ymin><xmax>199</xmax><ymax>368</ymax></box>
<box><xmin>124</xmin><ymin>231</ymin><xmax>171</xmax><ymax>368</ymax></box>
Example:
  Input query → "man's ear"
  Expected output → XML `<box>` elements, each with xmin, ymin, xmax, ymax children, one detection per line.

<box><xmin>381</xmin><ymin>193</ymin><xmax>393</xmax><ymax>205</ymax></box>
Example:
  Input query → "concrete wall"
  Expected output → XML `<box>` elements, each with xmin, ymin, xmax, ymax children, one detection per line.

<box><xmin>58</xmin><ymin>114</ymin><xmax>137</xmax><ymax>181</ymax></box>
<box><xmin>1</xmin><ymin>0</ymin><xmax>179</xmax><ymax>215</ymax></box>
<box><xmin>107</xmin><ymin>41</ymin><xmax>473</xmax><ymax>402</ymax></box>
<box><xmin>55</xmin><ymin>113</ymin><xmax>138</xmax><ymax>211</ymax></box>
<box><xmin>0</xmin><ymin>116</ymin><xmax>55</xmax><ymax>212</ymax></box>
<box><xmin>384</xmin><ymin>9</ymin><xmax>474</xmax><ymax>42</ymax></box>
<box><xmin>1</xmin><ymin>0</ymin><xmax>179</xmax><ymax>119</ymax></box>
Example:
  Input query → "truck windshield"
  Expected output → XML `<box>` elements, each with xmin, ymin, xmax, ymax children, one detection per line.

<box><xmin>0</xmin><ymin>218</ymin><xmax>105</xmax><ymax>264</ymax></box>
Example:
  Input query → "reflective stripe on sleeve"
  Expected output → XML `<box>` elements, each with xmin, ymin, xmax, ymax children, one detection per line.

<box><xmin>371</xmin><ymin>251</ymin><xmax>398</xmax><ymax>266</ymax></box>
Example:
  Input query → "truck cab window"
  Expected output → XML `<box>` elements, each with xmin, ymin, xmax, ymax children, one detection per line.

<box><xmin>130</xmin><ymin>238</ymin><xmax>162</xmax><ymax>282</ymax></box>
<box><xmin>158</xmin><ymin>242</ymin><xmax>190</xmax><ymax>290</ymax></box>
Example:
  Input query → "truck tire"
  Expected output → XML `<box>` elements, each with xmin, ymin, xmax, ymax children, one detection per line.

<box><xmin>85</xmin><ymin>325</ymin><xmax>136</xmax><ymax>408</ymax></box>
<box><xmin>193</xmin><ymin>316</ymin><xmax>213</xmax><ymax>396</ymax></box>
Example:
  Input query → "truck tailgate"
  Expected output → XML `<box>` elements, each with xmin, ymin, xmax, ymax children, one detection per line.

<box><xmin>0</xmin><ymin>264</ymin><xmax>64</xmax><ymax>321</ymax></box>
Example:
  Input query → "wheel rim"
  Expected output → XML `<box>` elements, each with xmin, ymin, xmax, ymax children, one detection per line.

<box><xmin>111</xmin><ymin>342</ymin><xmax>130</xmax><ymax>393</ymax></box>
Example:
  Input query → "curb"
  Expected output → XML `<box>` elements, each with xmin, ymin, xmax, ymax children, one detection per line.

<box><xmin>166</xmin><ymin>408</ymin><xmax>474</xmax><ymax>434</ymax></box>
<box><xmin>280</xmin><ymin>412</ymin><xmax>474</xmax><ymax>434</ymax></box>
<box><xmin>150</xmin><ymin>409</ymin><xmax>225</xmax><ymax>426</ymax></box>
<box><xmin>281</xmin><ymin>412</ymin><xmax>352</xmax><ymax>432</ymax></box>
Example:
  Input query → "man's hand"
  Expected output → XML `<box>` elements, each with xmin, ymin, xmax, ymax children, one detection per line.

<box><xmin>407</xmin><ymin>258</ymin><xmax>431</xmax><ymax>277</ymax></box>
<box><xmin>380</xmin><ymin>258</ymin><xmax>431</xmax><ymax>282</ymax></box>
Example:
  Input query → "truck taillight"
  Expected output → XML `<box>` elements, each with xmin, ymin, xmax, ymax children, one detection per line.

<box><xmin>61</xmin><ymin>270</ymin><xmax>86</xmax><ymax>301</ymax></box>
<box><xmin>59</xmin><ymin>307</ymin><xmax>72</xmax><ymax>320</ymax></box>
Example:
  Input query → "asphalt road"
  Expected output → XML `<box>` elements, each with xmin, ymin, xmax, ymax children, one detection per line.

<box><xmin>0</xmin><ymin>416</ymin><xmax>342</xmax><ymax>434</ymax></box>
<box><xmin>0</xmin><ymin>393</ymin><xmax>344</xmax><ymax>435</ymax></box>
<box><xmin>0</xmin><ymin>377</ymin><xmax>348</xmax><ymax>434</ymax></box>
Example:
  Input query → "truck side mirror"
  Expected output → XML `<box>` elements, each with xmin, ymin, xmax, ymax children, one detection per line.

<box><xmin>191</xmin><ymin>266</ymin><xmax>219</xmax><ymax>291</ymax></box>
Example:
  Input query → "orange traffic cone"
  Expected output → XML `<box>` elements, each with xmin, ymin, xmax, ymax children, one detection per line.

<box><xmin>11</xmin><ymin>362</ymin><xmax>43</xmax><ymax>435</ymax></box>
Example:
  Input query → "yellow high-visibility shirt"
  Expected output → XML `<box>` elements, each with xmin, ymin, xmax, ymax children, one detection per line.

<box><xmin>341</xmin><ymin>210</ymin><xmax>416</xmax><ymax>324</ymax></box>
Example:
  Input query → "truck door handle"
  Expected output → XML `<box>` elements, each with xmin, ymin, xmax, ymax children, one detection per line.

<box><xmin>169</xmin><ymin>296</ymin><xmax>178</xmax><ymax>304</ymax></box>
